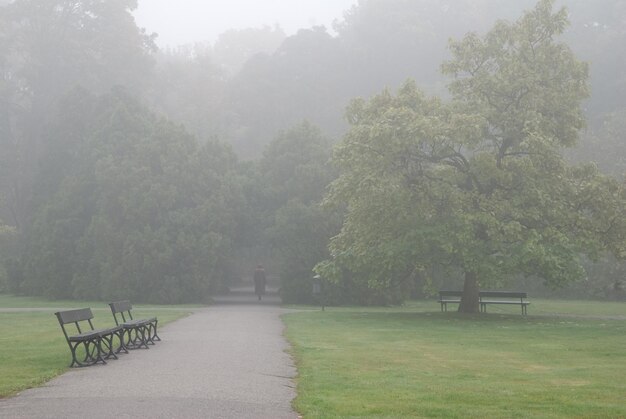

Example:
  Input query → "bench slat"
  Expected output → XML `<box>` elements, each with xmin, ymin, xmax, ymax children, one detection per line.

<box><xmin>67</xmin><ymin>330</ymin><xmax>100</xmax><ymax>342</ymax></box>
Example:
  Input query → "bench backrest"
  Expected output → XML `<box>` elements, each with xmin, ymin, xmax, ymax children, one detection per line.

<box><xmin>109</xmin><ymin>300</ymin><xmax>134</xmax><ymax>325</ymax></box>
<box><xmin>479</xmin><ymin>291</ymin><xmax>527</xmax><ymax>299</ymax></box>
<box><xmin>439</xmin><ymin>290</ymin><xmax>528</xmax><ymax>299</ymax></box>
<box><xmin>55</xmin><ymin>308</ymin><xmax>93</xmax><ymax>324</ymax></box>
<box><xmin>55</xmin><ymin>308</ymin><xmax>95</xmax><ymax>340</ymax></box>
<box><xmin>439</xmin><ymin>290</ymin><xmax>463</xmax><ymax>297</ymax></box>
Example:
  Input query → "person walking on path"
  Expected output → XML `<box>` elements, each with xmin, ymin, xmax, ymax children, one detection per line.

<box><xmin>254</xmin><ymin>265</ymin><xmax>267</xmax><ymax>301</ymax></box>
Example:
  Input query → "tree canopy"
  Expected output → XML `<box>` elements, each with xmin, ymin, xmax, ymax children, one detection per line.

<box><xmin>0</xmin><ymin>0</ymin><xmax>156</xmax><ymax>229</ymax></box>
<box><xmin>1</xmin><ymin>0</ymin><xmax>626</xmax><ymax>304</ymax></box>
<box><xmin>316</xmin><ymin>0</ymin><xmax>626</xmax><ymax>311</ymax></box>
<box><xmin>20</xmin><ymin>89</ymin><xmax>244</xmax><ymax>302</ymax></box>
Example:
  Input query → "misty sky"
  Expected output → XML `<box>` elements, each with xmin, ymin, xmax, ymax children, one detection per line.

<box><xmin>133</xmin><ymin>0</ymin><xmax>357</xmax><ymax>48</ymax></box>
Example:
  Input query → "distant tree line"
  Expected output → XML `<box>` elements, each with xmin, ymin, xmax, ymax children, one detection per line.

<box><xmin>0</xmin><ymin>0</ymin><xmax>625</xmax><ymax>305</ymax></box>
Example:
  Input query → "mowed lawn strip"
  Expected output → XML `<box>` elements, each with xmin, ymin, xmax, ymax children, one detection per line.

<box><xmin>0</xmin><ymin>294</ymin><xmax>199</xmax><ymax>398</ymax></box>
<box><xmin>284</xmin><ymin>300</ymin><xmax>626</xmax><ymax>418</ymax></box>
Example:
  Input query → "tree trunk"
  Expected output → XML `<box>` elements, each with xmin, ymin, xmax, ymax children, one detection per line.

<box><xmin>458</xmin><ymin>270</ymin><xmax>480</xmax><ymax>313</ymax></box>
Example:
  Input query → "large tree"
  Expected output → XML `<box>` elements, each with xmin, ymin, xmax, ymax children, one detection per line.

<box><xmin>317</xmin><ymin>0</ymin><xmax>626</xmax><ymax>312</ymax></box>
<box><xmin>21</xmin><ymin>89</ymin><xmax>244</xmax><ymax>302</ymax></box>
<box><xmin>0</xmin><ymin>0</ymin><xmax>156</xmax><ymax>229</ymax></box>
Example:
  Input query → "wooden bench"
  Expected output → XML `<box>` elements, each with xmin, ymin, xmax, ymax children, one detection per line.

<box><xmin>109</xmin><ymin>301</ymin><xmax>160</xmax><ymax>349</ymax></box>
<box><xmin>55</xmin><ymin>308</ymin><xmax>126</xmax><ymax>367</ymax></box>
<box><xmin>438</xmin><ymin>290</ymin><xmax>530</xmax><ymax>315</ymax></box>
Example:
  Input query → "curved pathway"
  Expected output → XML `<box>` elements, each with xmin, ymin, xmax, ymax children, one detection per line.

<box><xmin>0</xmin><ymin>289</ymin><xmax>298</xmax><ymax>418</ymax></box>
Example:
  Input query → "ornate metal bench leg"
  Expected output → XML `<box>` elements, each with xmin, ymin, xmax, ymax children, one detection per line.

<box><xmin>124</xmin><ymin>325</ymin><xmax>149</xmax><ymax>349</ymax></box>
<box><xmin>140</xmin><ymin>324</ymin><xmax>150</xmax><ymax>348</ymax></box>
<box><xmin>152</xmin><ymin>320</ymin><xmax>160</xmax><ymax>341</ymax></box>
<box><xmin>122</xmin><ymin>328</ymin><xmax>133</xmax><ymax>349</ymax></box>
<box><xmin>94</xmin><ymin>337</ymin><xmax>108</xmax><ymax>365</ymax></box>
<box><xmin>146</xmin><ymin>323</ymin><xmax>155</xmax><ymax>345</ymax></box>
<box><xmin>141</xmin><ymin>322</ymin><xmax>157</xmax><ymax>345</ymax></box>
<box><xmin>69</xmin><ymin>342</ymin><xmax>80</xmax><ymax>368</ymax></box>
<box><xmin>69</xmin><ymin>339</ymin><xmax>100</xmax><ymax>367</ymax></box>
<box><xmin>100</xmin><ymin>333</ymin><xmax>118</xmax><ymax>360</ymax></box>
<box><xmin>84</xmin><ymin>340</ymin><xmax>99</xmax><ymax>365</ymax></box>
<box><xmin>132</xmin><ymin>325</ymin><xmax>149</xmax><ymax>349</ymax></box>
<box><xmin>114</xmin><ymin>329</ymin><xmax>128</xmax><ymax>354</ymax></box>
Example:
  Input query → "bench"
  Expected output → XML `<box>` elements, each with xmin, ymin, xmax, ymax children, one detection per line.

<box><xmin>55</xmin><ymin>308</ymin><xmax>126</xmax><ymax>367</ymax></box>
<box><xmin>438</xmin><ymin>290</ymin><xmax>530</xmax><ymax>315</ymax></box>
<box><xmin>109</xmin><ymin>301</ymin><xmax>160</xmax><ymax>349</ymax></box>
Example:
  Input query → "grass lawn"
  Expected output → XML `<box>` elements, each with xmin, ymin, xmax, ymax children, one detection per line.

<box><xmin>0</xmin><ymin>294</ymin><xmax>199</xmax><ymax>398</ymax></box>
<box><xmin>284</xmin><ymin>299</ymin><xmax>626</xmax><ymax>418</ymax></box>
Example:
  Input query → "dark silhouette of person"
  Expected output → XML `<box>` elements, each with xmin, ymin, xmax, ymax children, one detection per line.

<box><xmin>253</xmin><ymin>265</ymin><xmax>266</xmax><ymax>301</ymax></box>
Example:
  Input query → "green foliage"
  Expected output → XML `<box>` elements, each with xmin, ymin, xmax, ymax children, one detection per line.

<box><xmin>317</xmin><ymin>0</ymin><xmax>626</xmax><ymax>308</ymax></box>
<box><xmin>1</xmin><ymin>0</ymin><xmax>156</xmax><ymax>98</ymax></box>
<box><xmin>517</xmin><ymin>255</ymin><xmax>626</xmax><ymax>301</ymax></box>
<box><xmin>260</xmin><ymin>121</ymin><xmax>335</xmax><ymax>205</ymax></box>
<box><xmin>569</xmin><ymin>108</ymin><xmax>626</xmax><ymax>177</ymax></box>
<box><xmin>226</xmin><ymin>27</ymin><xmax>346</xmax><ymax>157</ymax></box>
<box><xmin>20</xmin><ymin>89</ymin><xmax>244</xmax><ymax>303</ymax></box>
<box><xmin>0</xmin><ymin>0</ymin><xmax>156</xmax><ymax>229</ymax></box>
<box><xmin>254</xmin><ymin>122</ymin><xmax>341</xmax><ymax>303</ymax></box>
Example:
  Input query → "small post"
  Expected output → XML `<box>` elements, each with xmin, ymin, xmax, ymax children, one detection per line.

<box><xmin>312</xmin><ymin>274</ymin><xmax>325</xmax><ymax>311</ymax></box>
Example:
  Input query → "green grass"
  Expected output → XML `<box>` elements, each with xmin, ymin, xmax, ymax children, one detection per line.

<box><xmin>0</xmin><ymin>294</ymin><xmax>200</xmax><ymax>398</ymax></box>
<box><xmin>284</xmin><ymin>299</ymin><xmax>626</xmax><ymax>418</ymax></box>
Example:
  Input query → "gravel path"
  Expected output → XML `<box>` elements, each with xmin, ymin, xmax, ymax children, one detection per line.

<box><xmin>0</xmin><ymin>293</ymin><xmax>298</xmax><ymax>419</ymax></box>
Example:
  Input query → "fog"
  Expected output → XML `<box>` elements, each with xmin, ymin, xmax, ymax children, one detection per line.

<box><xmin>0</xmin><ymin>0</ymin><xmax>625</xmax><ymax>306</ymax></box>
<box><xmin>134</xmin><ymin>0</ymin><xmax>357</xmax><ymax>47</ymax></box>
